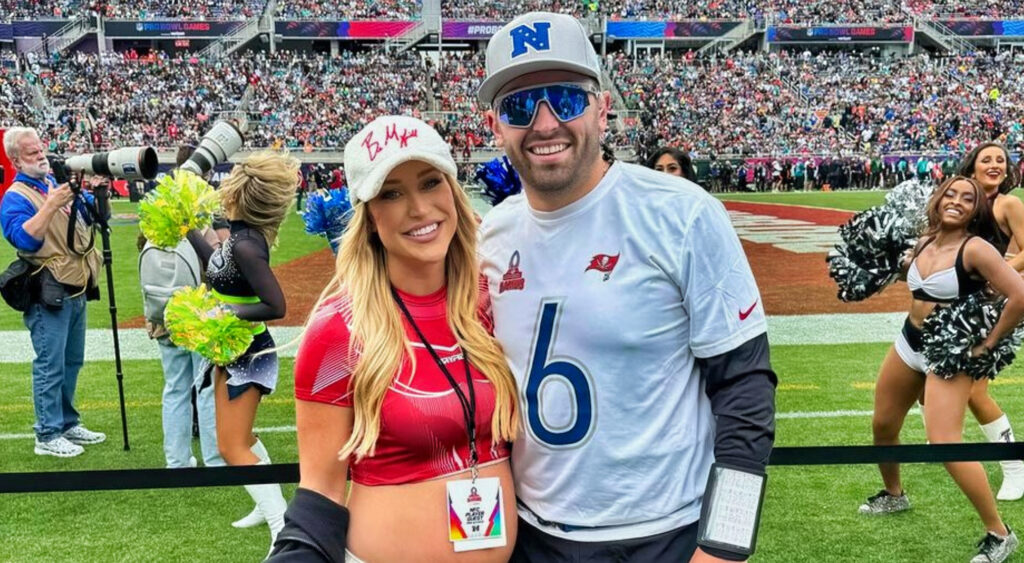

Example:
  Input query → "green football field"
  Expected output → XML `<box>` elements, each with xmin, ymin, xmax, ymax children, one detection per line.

<box><xmin>3</xmin><ymin>190</ymin><xmax>1024</xmax><ymax>562</ymax></box>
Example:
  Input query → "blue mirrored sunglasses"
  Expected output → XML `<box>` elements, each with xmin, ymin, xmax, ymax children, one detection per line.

<box><xmin>495</xmin><ymin>83</ymin><xmax>599</xmax><ymax>128</ymax></box>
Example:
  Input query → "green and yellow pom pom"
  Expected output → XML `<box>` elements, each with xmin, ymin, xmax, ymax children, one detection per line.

<box><xmin>139</xmin><ymin>170</ymin><xmax>221</xmax><ymax>249</ymax></box>
<box><xmin>164</xmin><ymin>284</ymin><xmax>256</xmax><ymax>365</ymax></box>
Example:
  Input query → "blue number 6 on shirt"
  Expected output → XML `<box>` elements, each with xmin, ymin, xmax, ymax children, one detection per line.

<box><xmin>524</xmin><ymin>300</ymin><xmax>595</xmax><ymax>447</ymax></box>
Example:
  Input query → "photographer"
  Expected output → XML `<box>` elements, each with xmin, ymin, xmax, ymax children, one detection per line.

<box><xmin>0</xmin><ymin>126</ymin><xmax>107</xmax><ymax>458</ymax></box>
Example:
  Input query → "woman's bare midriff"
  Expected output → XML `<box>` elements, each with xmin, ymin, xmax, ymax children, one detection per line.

<box><xmin>346</xmin><ymin>459</ymin><xmax>517</xmax><ymax>563</ymax></box>
<box><xmin>908</xmin><ymin>299</ymin><xmax>938</xmax><ymax>329</ymax></box>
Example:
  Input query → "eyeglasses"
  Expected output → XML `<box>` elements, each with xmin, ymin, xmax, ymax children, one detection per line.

<box><xmin>494</xmin><ymin>83</ymin><xmax>599</xmax><ymax>128</ymax></box>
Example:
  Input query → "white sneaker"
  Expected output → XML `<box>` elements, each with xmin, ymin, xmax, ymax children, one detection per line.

<box><xmin>34</xmin><ymin>436</ymin><xmax>84</xmax><ymax>458</ymax></box>
<box><xmin>63</xmin><ymin>425</ymin><xmax>106</xmax><ymax>445</ymax></box>
<box><xmin>231</xmin><ymin>507</ymin><xmax>266</xmax><ymax>529</ymax></box>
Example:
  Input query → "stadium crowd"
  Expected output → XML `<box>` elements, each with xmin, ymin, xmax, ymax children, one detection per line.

<box><xmin>0</xmin><ymin>0</ymin><xmax>266</xmax><ymax>21</ymax></box>
<box><xmin>612</xmin><ymin>49</ymin><xmax>1024</xmax><ymax>159</ymax></box>
<box><xmin>274</xmin><ymin>0</ymin><xmax>421</xmax><ymax>20</ymax></box>
<box><xmin>1</xmin><ymin>45</ymin><xmax>1024</xmax><ymax>172</ymax></box>
<box><xmin>3</xmin><ymin>0</ymin><xmax>1024</xmax><ymax>22</ymax></box>
<box><xmin>37</xmin><ymin>50</ymin><xmax>252</xmax><ymax>152</ymax></box>
<box><xmin>244</xmin><ymin>50</ymin><xmax>429</xmax><ymax>150</ymax></box>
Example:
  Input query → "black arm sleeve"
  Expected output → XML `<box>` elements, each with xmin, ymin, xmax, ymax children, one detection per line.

<box><xmin>186</xmin><ymin>229</ymin><xmax>216</xmax><ymax>268</ymax></box>
<box><xmin>266</xmin><ymin>488</ymin><xmax>349</xmax><ymax>563</ymax></box>
<box><xmin>232</xmin><ymin>237</ymin><xmax>286</xmax><ymax>322</ymax></box>
<box><xmin>699</xmin><ymin>332</ymin><xmax>777</xmax><ymax>471</ymax></box>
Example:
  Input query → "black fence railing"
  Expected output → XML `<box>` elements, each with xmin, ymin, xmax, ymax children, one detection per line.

<box><xmin>4</xmin><ymin>442</ymin><xmax>1024</xmax><ymax>494</ymax></box>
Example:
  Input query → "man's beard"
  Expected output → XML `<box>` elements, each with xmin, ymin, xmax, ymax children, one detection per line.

<box><xmin>21</xmin><ymin>161</ymin><xmax>49</xmax><ymax>180</ymax></box>
<box><xmin>506</xmin><ymin>132</ymin><xmax>601</xmax><ymax>195</ymax></box>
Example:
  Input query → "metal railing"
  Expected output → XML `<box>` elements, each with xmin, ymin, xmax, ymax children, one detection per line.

<box><xmin>917</xmin><ymin>17</ymin><xmax>975</xmax><ymax>53</ymax></box>
<box><xmin>383</xmin><ymin>21</ymin><xmax>428</xmax><ymax>54</ymax></box>
<box><xmin>25</xmin><ymin>16</ymin><xmax>94</xmax><ymax>60</ymax></box>
<box><xmin>697</xmin><ymin>19</ymin><xmax>755</xmax><ymax>56</ymax></box>
<box><xmin>197</xmin><ymin>18</ymin><xmax>260</xmax><ymax>60</ymax></box>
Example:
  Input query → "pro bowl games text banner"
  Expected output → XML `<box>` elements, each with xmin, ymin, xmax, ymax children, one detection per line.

<box><xmin>768</xmin><ymin>26</ymin><xmax>914</xmax><ymax>43</ymax></box>
<box><xmin>104</xmin><ymin>20</ymin><xmax>246</xmax><ymax>38</ymax></box>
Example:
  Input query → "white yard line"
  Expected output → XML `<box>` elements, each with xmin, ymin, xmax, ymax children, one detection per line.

<box><xmin>0</xmin><ymin>409</ymin><xmax>919</xmax><ymax>441</ymax></box>
<box><xmin>0</xmin><ymin>313</ymin><xmax>906</xmax><ymax>364</ymax></box>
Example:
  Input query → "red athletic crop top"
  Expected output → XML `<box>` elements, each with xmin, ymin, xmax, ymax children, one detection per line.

<box><xmin>294</xmin><ymin>283</ymin><xmax>511</xmax><ymax>486</ymax></box>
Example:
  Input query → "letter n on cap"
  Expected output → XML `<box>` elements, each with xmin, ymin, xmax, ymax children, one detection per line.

<box><xmin>510</xmin><ymin>22</ymin><xmax>551</xmax><ymax>58</ymax></box>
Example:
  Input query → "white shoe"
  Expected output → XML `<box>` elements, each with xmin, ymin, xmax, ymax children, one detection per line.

<box><xmin>232</xmin><ymin>507</ymin><xmax>266</xmax><ymax>529</ymax></box>
<box><xmin>34</xmin><ymin>436</ymin><xmax>84</xmax><ymax>458</ymax></box>
<box><xmin>63</xmin><ymin>425</ymin><xmax>106</xmax><ymax>445</ymax></box>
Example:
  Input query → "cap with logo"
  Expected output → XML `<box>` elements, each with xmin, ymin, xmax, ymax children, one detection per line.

<box><xmin>343</xmin><ymin>115</ymin><xmax>457</xmax><ymax>205</ymax></box>
<box><xmin>477</xmin><ymin>12</ymin><xmax>602</xmax><ymax>107</ymax></box>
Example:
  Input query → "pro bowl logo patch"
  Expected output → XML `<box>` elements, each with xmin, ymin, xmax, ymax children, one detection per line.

<box><xmin>499</xmin><ymin>250</ymin><xmax>525</xmax><ymax>293</ymax></box>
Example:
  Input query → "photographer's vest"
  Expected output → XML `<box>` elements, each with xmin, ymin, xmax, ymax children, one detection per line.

<box><xmin>9</xmin><ymin>182</ymin><xmax>100</xmax><ymax>290</ymax></box>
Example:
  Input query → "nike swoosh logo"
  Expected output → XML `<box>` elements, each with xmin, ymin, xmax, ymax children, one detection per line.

<box><xmin>739</xmin><ymin>300</ymin><xmax>758</xmax><ymax>321</ymax></box>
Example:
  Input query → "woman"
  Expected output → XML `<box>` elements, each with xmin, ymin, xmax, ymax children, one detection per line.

<box><xmin>645</xmin><ymin>146</ymin><xmax>695</xmax><ymax>182</ymax></box>
<box><xmin>860</xmin><ymin>176</ymin><xmax>1024</xmax><ymax>562</ymax></box>
<box><xmin>957</xmin><ymin>142</ymin><xmax>1024</xmax><ymax>501</ymax></box>
<box><xmin>186</xmin><ymin>150</ymin><xmax>299</xmax><ymax>553</ymax></box>
<box><xmin>275</xmin><ymin>116</ymin><xmax>519</xmax><ymax>562</ymax></box>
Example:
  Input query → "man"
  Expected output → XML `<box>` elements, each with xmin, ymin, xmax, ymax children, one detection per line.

<box><xmin>0</xmin><ymin>127</ymin><xmax>106</xmax><ymax>457</ymax></box>
<box><xmin>477</xmin><ymin>13</ymin><xmax>776</xmax><ymax>562</ymax></box>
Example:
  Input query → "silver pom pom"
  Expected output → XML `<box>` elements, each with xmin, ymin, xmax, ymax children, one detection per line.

<box><xmin>922</xmin><ymin>292</ymin><xmax>1024</xmax><ymax>379</ymax></box>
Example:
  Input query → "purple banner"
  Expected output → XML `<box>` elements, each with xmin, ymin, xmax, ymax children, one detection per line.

<box><xmin>442</xmin><ymin>21</ymin><xmax>506</xmax><ymax>39</ymax></box>
<box><xmin>12</xmin><ymin>20</ymin><xmax>69</xmax><ymax>37</ymax></box>
<box><xmin>667</xmin><ymin>21</ymin><xmax>741</xmax><ymax>37</ymax></box>
<box><xmin>0</xmin><ymin>23</ymin><xmax>12</xmax><ymax>42</ymax></box>
<box><xmin>606</xmin><ymin>20</ymin><xmax>740</xmax><ymax>39</ymax></box>
<box><xmin>939</xmin><ymin>20</ymin><xmax>1024</xmax><ymax>36</ymax></box>
<box><xmin>275</xmin><ymin>20</ymin><xmax>415</xmax><ymax>38</ymax></box>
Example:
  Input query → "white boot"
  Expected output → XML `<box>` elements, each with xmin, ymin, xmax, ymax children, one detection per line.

<box><xmin>981</xmin><ymin>414</ymin><xmax>1024</xmax><ymax>501</ymax></box>
<box><xmin>232</xmin><ymin>439</ymin><xmax>270</xmax><ymax>528</ymax></box>
<box><xmin>243</xmin><ymin>463</ymin><xmax>287</xmax><ymax>556</ymax></box>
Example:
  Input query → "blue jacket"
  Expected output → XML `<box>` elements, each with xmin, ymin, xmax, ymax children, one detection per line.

<box><xmin>1</xmin><ymin>173</ymin><xmax>97</xmax><ymax>253</ymax></box>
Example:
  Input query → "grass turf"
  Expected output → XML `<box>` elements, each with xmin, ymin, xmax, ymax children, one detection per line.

<box><xmin>0</xmin><ymin>201</ymin><xmax>328</xmax><ymax>331</ymax></box>
<box><xmin>4</xmin><ymin>342</ymin><xmax>1024</xmax><ymax>561</ymax></box>
<box><xmin>716</xmin><ymin>187</ymin><xmax>1024</xmax><ymax>213</ymax></box>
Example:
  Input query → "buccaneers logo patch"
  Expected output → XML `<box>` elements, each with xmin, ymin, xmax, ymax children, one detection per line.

<box><xmin>585</xmin><ymin>253</ymin><xmax>620</xmax><ymax>281</ymax></box>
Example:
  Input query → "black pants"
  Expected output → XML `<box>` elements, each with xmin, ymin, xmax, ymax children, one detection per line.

<box><xmin>511</xmin><ymin>518</ymin><xmax>698</xmax><ymax>563</ymax></box>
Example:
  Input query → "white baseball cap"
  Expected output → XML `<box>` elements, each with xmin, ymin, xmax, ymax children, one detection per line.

<box><xmin>478</xmin><ymin>12</ymin><xmax>602</xmax><ymax>107</ymax></box>
<box><xmin>343</xmin><ymin>115</ymin><xmax>458</xmax><ymax>205</ymax></box>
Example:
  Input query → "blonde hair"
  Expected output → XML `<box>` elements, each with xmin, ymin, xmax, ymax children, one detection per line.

<box><xmin>308</xmin><ymin>173</ymin><xmax>518</xmax><ymax>461</ymax></box>
<box><xmin>219</xmin><ymin>150</ymin><xmax>300</xmax><ymax>246</ymax></box>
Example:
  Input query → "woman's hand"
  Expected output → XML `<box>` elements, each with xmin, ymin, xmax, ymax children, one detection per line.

<box><xmin>970</xmin><ymin>343</ymin><xmax>991</xmax><ymax>358</ymax></box>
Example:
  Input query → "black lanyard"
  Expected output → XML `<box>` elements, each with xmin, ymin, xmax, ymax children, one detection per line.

<box><xmin>391</xmin><ymin>286</ymin><xmax>479</xmax><ymax>474</ymax></box>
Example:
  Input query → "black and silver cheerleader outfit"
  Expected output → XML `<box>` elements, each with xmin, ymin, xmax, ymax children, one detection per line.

<box><xmin>188</xmin><ymin>220</ymin><xmax>284</xmax><ymax>399</ymax></box>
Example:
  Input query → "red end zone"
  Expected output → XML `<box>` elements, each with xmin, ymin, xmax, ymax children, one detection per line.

<box><xmin>723</xmin><ymin>200</ymin><xmax>910</xmax><ymax>316</ymax></box>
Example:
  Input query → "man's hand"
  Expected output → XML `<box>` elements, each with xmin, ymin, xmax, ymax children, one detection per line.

<box><xmin>44</xmin><ymin>184</ymin><xmax>75</xmax><ymax>210</ymax></box>
<box><xmin>690</xmin><ymin>547</ymin><xmax>745</xmax><ymax>563</ymax></box>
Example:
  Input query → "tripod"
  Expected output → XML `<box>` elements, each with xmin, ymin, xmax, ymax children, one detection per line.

<box><xmin>75</xmin><ymin>177</ymin><xmax>130</xmax><ymax>451</ymax></box>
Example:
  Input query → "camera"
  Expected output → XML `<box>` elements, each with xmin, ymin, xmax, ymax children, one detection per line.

<box><xmin>48</xmin><ymin>147</ymin><xmax>159</xmax><ymax>185</ymax></box>
<box><xmin>179</xmin><ymin>119</ymin><xmax>246</xmax><ymax>177</ymax></box>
